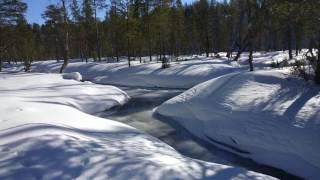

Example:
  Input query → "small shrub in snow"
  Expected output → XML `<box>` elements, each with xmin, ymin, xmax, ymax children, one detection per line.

<box><xmin>162</xmin><ymin>57</ymin><xmax>170</xmax><ymax>69</ymax></box>
<box><xmin>24</xmin><ymin>59</ymin><xmax>31</xmax><ymax>72</ymax></box>
<box><xmin>271</xmin><ymin>57</ymin><xmax>289</xmax><ymax>69</ymax></box>
<box><xmin>291</xmin><ymin>58</ymin><xmax>312</xmax><ymax>82</ymax></box>
<box><xmin>62</xmin><ymin>72</ymin><xmax>82</xmax><ymax>81</ymax></box>
<box><xmin>271</xmin><ymin>61</ymin><xmax>280</xmax><ymax>69</ymax></box>
<box><xmin>290</xmin><ymin>52</ymin><xmax>320</xmax><ymax>83</ymax></box>
<box><xmin>282</xmin><ymin>58</ymin><xmax>289</xmax><ymax>67</ymax></box>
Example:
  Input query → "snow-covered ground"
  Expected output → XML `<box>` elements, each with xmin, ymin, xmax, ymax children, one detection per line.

<box><xmin>0</xmin><ymin>73</ymin><xmax>129</xmax><ymax>114</ymax></box>
<box><xmin>3</xmin><ymin>51</ymin><xmax>291</xmax><ymax>89</ymax></box>
<box><xmin>0</xmin><ymin>72</ymin><xmax>275</xmax><ymax>179</ymax></box>
<box><xmin>1</xmin><ymin>51</ymin><xmax>315</xmax><ymax>178</ymax></box>
<box><xmin>156</xmin><ymin>70</ymin><xmax>320</xmax><ymax>179</ymax></box>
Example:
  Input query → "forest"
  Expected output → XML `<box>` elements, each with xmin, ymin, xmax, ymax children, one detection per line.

<box><xmin>1</xmin><ymin>1</ymin><xmax>320</xmax><ymax>179</ymax></box>
<box><xmin>0</xmin><ymin>0</ymin><xmax>320</xmax><ymax>82</ymax></box>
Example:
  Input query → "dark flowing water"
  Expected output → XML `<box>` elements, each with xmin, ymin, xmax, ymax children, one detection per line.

<box><xmin>95</xmin><ymin>86</ymin><xmax>300</xmax><ymax>180</ymax></box>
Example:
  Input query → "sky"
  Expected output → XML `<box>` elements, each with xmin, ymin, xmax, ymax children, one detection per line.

<box><xmin>24</xmin><ymin>0</ymin><xmax>196</xmax><ymax>24</ymax></box>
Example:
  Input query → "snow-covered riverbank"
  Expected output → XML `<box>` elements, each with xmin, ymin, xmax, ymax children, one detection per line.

<box><xmin>0</xmin><ymin>72</ymin><xmax>275</xmax><ymax>179</ymax></box>
<box><xmin>4</xmin><ymin>51</ymin><xmax>289</xmax><ymax>89</ymax></box>
<box><xmin>156</xmin><ymin>70</ymin><xmax>320</xmax><ymax>179</ymax></box>
<box><xmin>96</xmin><ymin>85</ymin><xmax>300</xmax><ymax>179</ymax></box>
<box><xmin>1</xmin><ymin>51</ymin><xmax>318</xmax><ymax>179</ymax></box>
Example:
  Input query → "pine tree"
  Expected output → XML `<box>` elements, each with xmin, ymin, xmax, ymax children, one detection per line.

<box><xmin>169</xmin><ymin>0</ymin><xmax>184</xmax><ymax>58</ymax></box>
<box><xmin>194</xmin><ymin>0</ymin><xmax>210</xmax><ymax>57</ymax></box>
<box><xmin>0</xmin><ymin>0</ymin><xmax>27</xmax><ymax>26</ymax></box>
<box><xmin>70</xmin><ymin>0</ymin><xmax>84</xmax><ymax>61</ymax></box>
<box><xmin>59</xmin><ymin>0</ymin><xmax>70</xmax><ymax>73</ymax></box>
<box><xmin>305</xmin><ymin>0</ymin><xmax>320</xmax><ymax>83</ymax></box>
<box><xmin>0</xmin><ymin>0</ymin><xmax>27</xmax><ymax>71</ymax></box>
<box><xmin>82</xmin><ymin>0</ymin><xmax>96</xmax><ymax>61</ymax></box>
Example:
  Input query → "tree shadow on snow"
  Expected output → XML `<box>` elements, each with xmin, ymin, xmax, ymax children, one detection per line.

<box><xmin>0</xmin><ymin>123</ymin><xmax>264</xmax><ymax>180</ymax></box>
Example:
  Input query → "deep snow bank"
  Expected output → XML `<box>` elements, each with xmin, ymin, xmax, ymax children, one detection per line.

<box><xmin>4</xmin><ymin>51</ymin><xmax>293</xmax><ymax>88</ymax></box>
<box><xmin>0</xmin><ymin>73</ymin><xmax>275</xmax><ymax>179</ymax></box>
<box><xmin>0</xmin><ymin>73</ymin><xmax>129</xmax><ymax>113</ymax></box>
<box><xmin>156</xmin><ymin>70</ymin><xmax>320</xmax><ymax>179</ymax></box>
<box><xmin>30</xmin><ymin>58</ymin><xmax>245</xmax><ymax>88</ymax></box>
<box><xmin>62</xmin><ymin>72</ymin><xmax>82</xmax><ymax>81</ymax></box>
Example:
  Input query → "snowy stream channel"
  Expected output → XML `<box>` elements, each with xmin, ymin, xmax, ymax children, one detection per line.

<box><xmin>94</xmin><ymin>85</ymin><xmax>300</xmax><ymax>180</ymax></box>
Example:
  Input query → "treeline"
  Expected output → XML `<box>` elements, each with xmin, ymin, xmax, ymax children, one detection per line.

<box><xmin>0</xmin><ymin>0</ymin><xmax>320</xmax><ymax>81</ymax></box>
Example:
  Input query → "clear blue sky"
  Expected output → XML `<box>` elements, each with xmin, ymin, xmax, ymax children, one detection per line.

<box><xmin>24</xmin><ymin>0</ymin><xmax>196</xmax><ymax>24</ymax></box>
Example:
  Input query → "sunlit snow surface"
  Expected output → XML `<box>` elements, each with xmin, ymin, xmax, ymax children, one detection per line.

<box><xmin>5</xmin><ymin>51</ymin><xmax>296</xmax><ymax>89</ymax></box>
<box><xmin>0</xmin><ymin>73</ymin><xmax>274</xmax><ymax>179</ymax></box>
<box><xmin>157</xmin><ymin>70</ymin><xmax>320</xmax><ymax>179</ymax></box>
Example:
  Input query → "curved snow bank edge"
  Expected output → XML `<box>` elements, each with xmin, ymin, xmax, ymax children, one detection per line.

<box><xmin>156</xmin><ymin>70</ymin><xmax>320</xmax><ymax>179</ymax></box>
<box><xmin>62</xmin><ymin>72</ymin><xmax>82</xmax><ymax>81</ymax></box>
<box><xmin>0</xmin><ymin>73</ymin><xmax>276</xmax><ymax>179</ymax></box>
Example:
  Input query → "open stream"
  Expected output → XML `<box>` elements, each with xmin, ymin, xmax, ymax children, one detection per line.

<box><xmin>94</xmin><ymin>85</ymin><xmax>300</xmax><ymax>180</ymax></box>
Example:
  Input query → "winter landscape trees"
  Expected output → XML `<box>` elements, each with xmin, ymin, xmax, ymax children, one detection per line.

<box><xmin>0</xmin><ymin>0</ymin><xmax>27</xmax><ymax>71</ymax></box>
<box><xmin>1</xmin><ymin>1</ymin><xmax>320</xmax><ymax>179</ymax></box>
<box><xmin>0</xmin><ymin>0</ymin><xmax>320</xmax><ymax>82</ymax></box>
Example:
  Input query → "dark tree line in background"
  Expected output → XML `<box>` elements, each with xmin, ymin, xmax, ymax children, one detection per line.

<box><xmin>0</xmin><ymin>0</ymin><xmax>320</xmax><ymax>83</ymax></box>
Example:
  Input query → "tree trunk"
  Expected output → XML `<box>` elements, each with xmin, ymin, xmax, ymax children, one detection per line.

<box><xmin>159</xmin><ymin>39</ymin><xmax>162</xmax><ymax>62</ymax></box>
<box><xmin>24</xmin><ymin>58</ymin><xmax>31</xmax><ymax>72</ymax></box>
<box><xmin>295</xmin><ymin>34</ymin><xmax>299</xmax><ymax>56</ymax></box>
<box><xmin>205</xmin><ymin>31</ymin><xmax>210</xmax><ymax>57</ymax></box>
<box><xmin>226</xmin><ymin>52</ymin><xmax>230</xmax><ymax>58</ymax></box>
<box><xmin>80</xmin><ymin>49</ymin><xmax>84</xmax><ymax>62</ymax></box>
<box><xmin>116</xmin><ymin>48</ymin><xmax>119</xmax><ymax>62</ymax></box>
<box><xmin>94</xmin><ymin>0</ymin><xmax>101</xmax><ymax>62</ymax></box>
<box><xmin>287</xmin><ymin>25</ymin><xmax>293</xmax><ymax>60</ymax></box>
<box><xmin>234</xmin><ymin>50</ymin><xmax>241</xmax><ymax>61</ymax></box>
<box><xmin>146</xmin><ymin>2</ymin><xmax>152</xmax><ymax>62</ymax></box>
<box><xmin>272</xmin><ymin>30</ymin><xmax>278</xmax><ymax>50</ymax></box>
<box><xmin>0</xmin><ymin>57</ymin><xmax>2</xmax><ymax>72</ymax></box>
<box><xmin>139</xmin><ymin>49</ymin><xmax>142</xmax><ymax>63</ymax></box>
<box><xmin>60</xmin><ymin>0</ymin><xmax>69</xmax><ymax>74</ymax></box>
<box><xmin>315</xmin><ymin>36</ymin><xmax>320</xmax><ymax>84</ymax></box>
<box><xmin>55</xmin><ymin>38</ymin><xmax>60</xmax><ymax>62</ymax></box>
<box><xmin>318</xmin><ymin>36</ymin><xmax>320</xmax><ymax>62</ymax></box>
<box><xmin>233</xmin><ymin>44</ymin><xmax>245</xmax><ymax>61</ymax></box>
<box><xmin>127</xmin><ymin>48</ymin><xmax>131</xmax><ymax>67</ymax></box>
<box><xmin>126</xmin><ymin>13</ymin><xmax>130</xmax><ymax>67</ymax></box>
<box><xmin>234</xmin><ymin>32</ymin><xmax>251</xmax><ymax>61</ymax></box>
<box><xmin>308</xmin><ymin>39</ymin><xmax>315</xmax><ymax>57</ymax></box>
<box><xmin>60</xmin><ymin>60</ymin><xmax>68</xmax><ymax>73</ymax></box>
<box><xmin>249</xmin><ymin>45</ymin><xmax>254</xmax><ymax>71</ymax></box>
<box><xmin>85</xmin><ymin>54</ymin><xmax>88</xmax><ymax>63</ymax></box>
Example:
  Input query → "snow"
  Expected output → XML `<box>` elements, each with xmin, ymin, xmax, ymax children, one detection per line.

<box><xmin>62</xmin><ymin>72</ymin><xmax>82</xmax><ymax>81</ymax></box>
<box><xmin>0</xmin><ymin>73</ymin><xmax>129</xmax><ymax>114</ymax></box>
<box><xmin>0</xmin><ymin>72</ymin><xmax>275</xmax><ymax>179</ymax></box>
<box><xmin>2</xmin><ymin>51</ymin><xmax>295</xmax><ymax>89</ymax></box>
<box><xmin>29</xmin><ymin>59</ymin><xmax>244</xmax><ymax>88</ymax></box>
<box><xmin>156</xmin><ymin>70</ymin><xmax>320</xmax><ymax>179</ymax></box>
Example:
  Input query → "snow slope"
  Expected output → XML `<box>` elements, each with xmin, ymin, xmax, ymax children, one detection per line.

<box><xmin>0</xmin><ymin>73</ymin><xmax>129</xmax><ymax>113</ymax></box>
<box><xmin>0</xmin><ymin>73</ymin><xmax>275</xmax><ymax>179</ymax></box>
<box><xmin>29</xmin><ymin>59</ymin><xmax>243</xmax><ymax>88</ymax></box>
<box><xmin>3</xmin><ymin>51</ymin><xmax>294</xmax><ymax>89</ymax></box>
<box><xmin>156</xmin><ymin>70</ymin><xmax>320</xmax><ymax>179</ymax></box>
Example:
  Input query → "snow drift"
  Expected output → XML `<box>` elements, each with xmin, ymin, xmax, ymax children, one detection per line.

<box><xmin>62</xmin><ymin>72</ymin><xmax>82</xmax><ymax>81</ymax></box>
<box><xmin>0</xmin><ymin>73</ymin><xmax>129</xmax><ymax>113</ymax></box>
<box><xmin>3</xmin><ymin>51</ymin><xmax>293</xmax><ymax>89</ymax></box>
<box><xmin>0</xmin><ymin>73</ymin><xmax>275</xmax><ymax>179</ymax></box>
<box><xmin>30</xmin><ymin>59</ymin><xmax>244</xmax><ymax>88</ymax></box>
<box><xmin>156</xmin><ymin>70</ymin><xmax>320</xmax><ymax>179</ymax></box>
